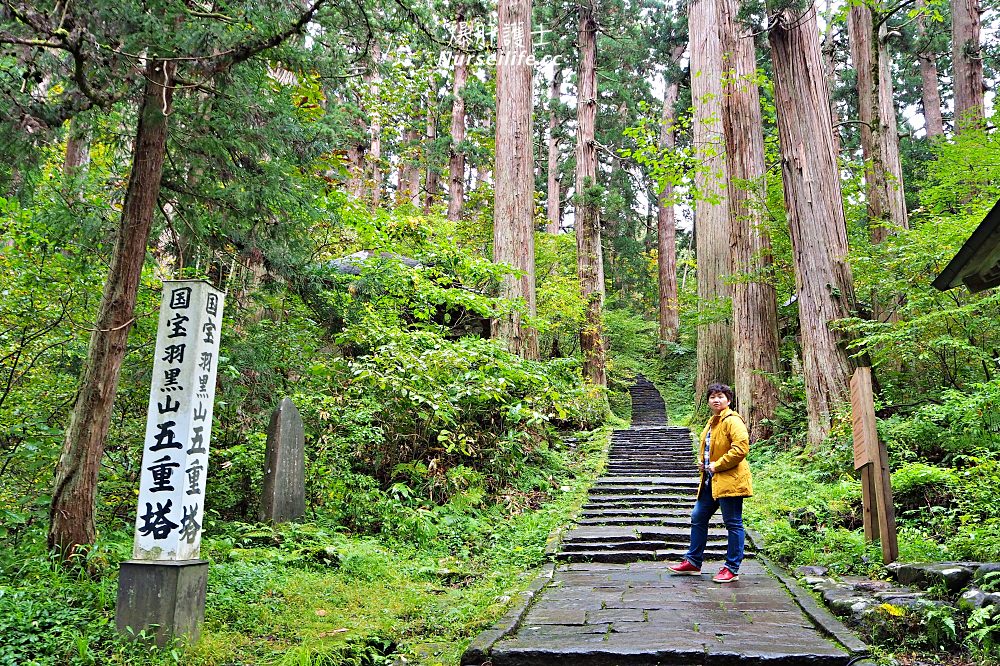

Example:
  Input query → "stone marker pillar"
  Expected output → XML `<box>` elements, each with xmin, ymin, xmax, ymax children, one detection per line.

<box><xmin>260</xmin><ymin>397</ymin><xmax>306</xmax><ymax>523</ymax></box>
<box><xmin>116</xmin><ymin>280</ymin><xmax>224</xmax><ymax>646</ymax></box>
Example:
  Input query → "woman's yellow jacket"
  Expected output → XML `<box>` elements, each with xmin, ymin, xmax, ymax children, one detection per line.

<box><xmin>697</xmin><ymin>407</ymin><xmax>753</xmax><ymax>499</ymax></box>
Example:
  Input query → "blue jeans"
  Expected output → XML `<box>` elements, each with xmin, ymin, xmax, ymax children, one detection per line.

<box><xmin>683</xmin><ymin>482</ymin><xmax>745</xmax><ymax>573</ymax></box>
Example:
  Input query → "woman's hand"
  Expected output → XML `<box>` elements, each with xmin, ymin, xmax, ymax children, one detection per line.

<box><xmin>708</xmin><ymin>462</ymin><xmax>717</xmax><ymax>474</ymax></box>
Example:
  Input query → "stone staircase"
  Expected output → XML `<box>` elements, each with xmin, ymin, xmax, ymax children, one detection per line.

<box><xmin>556</xmin><ymin>377</ymin><xmax>744</xmax><ymax>564</ymax></box>
<box><xmin>462</xmin><ymin>377</ymin><xmax>865</xmax><ymax>665</ymax></box>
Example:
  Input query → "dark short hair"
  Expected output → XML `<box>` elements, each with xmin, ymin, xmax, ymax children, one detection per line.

<box><xmin>706</xmin><ymin>382</ymin><xmax>735</xmax><ymax>405</ymax></box>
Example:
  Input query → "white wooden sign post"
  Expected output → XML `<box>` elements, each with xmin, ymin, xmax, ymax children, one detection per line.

<box><xmin>116</xmin><ymin>280</ymin><xmax>224</xmax><ymax>645</ymax></box>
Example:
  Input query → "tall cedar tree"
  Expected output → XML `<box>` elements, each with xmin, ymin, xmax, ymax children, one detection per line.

<box><xmin>916</xmin><ymin>0</ymin><xmax>945</xmax><ymax>137</ymax></box>
<box><xmin>848</xmin><ymin>2</ymin><xmax>908</xmax><ymax>244</ymax></box>
<box><xmin>367</xmin><ymin>42</ymin><xmax>385</xmax><ymax>208</ymax></box>
<box><xmin>447</xmin><ymin>14</ymin><xmax>470</xmax><ymax>222</ymax></box>
<box><xmin>690</xmin><ymin>0</ymin><xmax>733</xmax><ymax>409</ymax></box>
<box><xmin>656</xmin><ymin>46</ymin><xmax>685</xmax><ymax>348</ymax></box>
<box><xmin>769</xmin><ymin>6</ymin><xmax>857</xmax><ymax>448</ymax></box>
<box><xmin>546</xmin><ymin>69</ymin><xmax>563</xmax><ymax>234</ymax></box>
<box><xmin>717</xmin><ymin>0</ymin><xmax>780</xmax><ymax>440</ymax></box>
<box><xmin>951</xmin><ymin>0</ymin><xmax>985</xmax><ymax>130</ymax></box>
<box><xmin>493</xmin><ymin>0</ymin><xmax>540</xmax><ymax>359</ymax></box>
<box><xmin>576</xmin><ymin>0</ymin><xmax>607</xmax><ymax>386</ymax></box>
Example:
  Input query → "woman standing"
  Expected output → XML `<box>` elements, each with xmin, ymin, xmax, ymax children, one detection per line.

<box><xmin>667</xmin><ymin>382</ymin><xmax>752</xmax><ymax>583</ymax></box>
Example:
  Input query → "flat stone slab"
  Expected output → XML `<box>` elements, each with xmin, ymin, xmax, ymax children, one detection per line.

<box><xmin>478</xmin><ymin>561</ymin><xmax>858</xmax><ymax>664</ymax></box>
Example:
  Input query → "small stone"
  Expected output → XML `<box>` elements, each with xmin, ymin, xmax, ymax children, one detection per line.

<box><xmin>850</xmin><ymin>600</ymin><xmax>874</xmax><ymax>619</ymax></box>
<box><xmin>796</xmin><ymin>565</ymin><xmax>829</xmax><ymax>577</ymax></box>
<box><xmin>804</xmin><ymin>576</ymin><xmax>827</xmax><ymax>587</ymax></box>
<box><xmin>888</xmin><ymin>562</ymin><xmax>974</xmax><ymax>592</ymax></box>
<box><xmin>974</xmin><ymin>563</ymin><xmax>1000</xmax><ymax>582</ymax></box>
<box><xmin>958</xmin><ymin>589</ymin><xmax>988</xmax><ymax>611</ymax></box>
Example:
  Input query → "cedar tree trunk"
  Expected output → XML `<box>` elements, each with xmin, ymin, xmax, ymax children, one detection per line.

<box><xmin>398</xmin><ymin>126</ymin><xmax>421</xmax><ymax>206</ymax></box>
<box><xmin>917</xmin><ymin>0</ymin><xmax>945</xmax><ymax>138</ymax></box>
<box><xmin>718</xmin><ymin>0</ymin><xmax>780</xmax><ymax>440</ymax></box>
<box><xmin>657</xmin><ymin>51</ymin><xmax>684</xmax><ymax>349</ymax></box>
<box><xmin>493</xmin><ymin>0</ymin><xmax>540</xmax><ymax>359</ymax></box>
<box><xmin>447</xmin><ymin>38</ymin><xmax>469</xmax><ymax>222</ymax></box>
<box><xmin>49</xmin><ymin>60</ymin><xmax>175</xmax><ymax>559</ymax></box>
<box><xmin>951</xmin><ymin>0</ymin><xmax>984</xmax><ymax>131</ymax></box>
<box><xmin>424</xmin><ymin>102</ymin><xmax>439</xmax><ymax>213</ymax></box>
<box><xmin>546</xmin><ymin>69</ymin><xmax>563</xmax><ymax>234</ymax></box>
<box><xmin>690</xmin><ymin>0</ymin><xmax>733</xmax><ymax>409</ymax></box>
<box><xmin>848</xmin><ymin>4</ymin><xmax>908</xmax><ymax>244</ymax></box>
<box><xmin>575</xmin><ymin>0</ymin><xmax>606</xmax><ymax>385</ymax></box>
<box><xmin>769</xmin><ymin>9</ymin><xmax>857</xmax><ymax>449</ymax></box>
<box><xmin>368</xmin><ymin>42</ymin><xmax>384</xmax><ymax>208</ymax></box>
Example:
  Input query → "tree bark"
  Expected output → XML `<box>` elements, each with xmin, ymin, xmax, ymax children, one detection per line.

<box><xmin>821</xmin><ymin>0</ymin><xmax>842</xmax><ymax>156</ymax></box>
<box><xmin>575</xmin><ymin>0</ymin><xmax>606</xmax><ymax>385</ymax></box>
<box><xmin>916</xmin><ymin>0</ymin><xmax>945</xmax><ymax>138</ymax></box>
<box><xmin>717</xmin><ymin>0</ymin><xmax>780</xmax><ymax>441</ymax></box>
<box><xmin>446</xmin><ymin>37</ymin><xmax>469</xmax><ymax>222</ymax></box>
<box><xmin>690</xmin><ymin>0</ymin><xmax>733</xmax><ymax>409</ymax></box>
<box><xmin>493</xmin><ymin>0</ymin><xmax>539</xmax><ymax>360</ymax></box>
<box><xmin>657</xmin><ymin>50</ymin><xmax>684</xmax><ymax>349</ymax></box>
<box><xmin>546</xmin><ymin>69</ymin><xmax>563</xmax><ymax>234</ymax></box>
<box><xmin>63</xmin><ymin>116</ymin><xmax>90</xmax><ymax>178</ymax></box>
<box><xmin>398</xmin><ymin>126</ymin><xmax>422</xmax><ymax>206</ymax></box>
<box><xmin>424</xmin><ymin>100</ymin><xmax>439</xmax><ymax>213</ymax></box>
<box><xmin>951</xmin><ymin>0</ymin><xmax>984</xmax><ymax>131</ymax></box>
<box><xmin>848</xmin><ymin>4</ymin><xmax>908</xmax><ymax>244</ymax></box>
<box><xmin>769</xmin><ymin>9</ymin><xmax>857</xmax><ymax>449</ymax></box>
<box><xmin>49</xmin><ymin>60</ymin><xmax>175</xmax><ymax>559</ymax></box>
<box><xmin>347</xmin><ymin>142</ymin><xmax>365</xmax><ymax>198</ymax></box>
<box><xmin>367</xmin><ymin>42</ymin><xmax>383</xmax><ymax>208</ymax></box>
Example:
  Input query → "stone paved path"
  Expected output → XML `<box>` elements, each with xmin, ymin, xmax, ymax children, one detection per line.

<box><xmin>463</xmin><ymin>378</ymin><xmax>866</xmax><ymax>665</ymax></box>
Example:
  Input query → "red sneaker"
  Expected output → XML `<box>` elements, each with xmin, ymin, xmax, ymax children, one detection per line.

<box><xmin>712</xmin><ymin>567</ymin><xmax>739</xmax><ymax>583</ymax></box>
<box><xmin>667</xmin><ymin>560</ymin><xmax>701</xmax><ymax>575</ymax></box>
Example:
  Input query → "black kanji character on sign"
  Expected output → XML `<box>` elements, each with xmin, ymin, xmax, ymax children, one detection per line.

<box><xmin>138</xmin><ymin>499</ymin><xmax>178</xmax><ymax>540</ymax></box>
<box><xmin>187</xmin><ymin>425</ymin><xmax>206</xmax><ymax>455</ymax></box>
<box><xmin>179</xmin><ymin>504</ymin><xmax>201</xmax><ymax>544</ymax></box>
<box><xmin>192</xmin><ymin>402</ymin><xmax>208</xmax><ymax>422</ymax></box>
<box><xmin>161</xmin><ymin>367</ymin><xmax>182</xmax><ymax>392</ymax></box>
<box><xmin>151</xmin><ymin>421</ymin><xmax>182</xmax><ymax>451</ymax></box>
<box><xmin>185</xmin><ymin>458</ymin><xmax>204</xmax><ymax>495</ymax></box>
<box><xmin>206</xmin><ymin>293</ymin><xmax>219</xmax><ymax>316</ymax></box>
<box><xmin>197</xmin><ymin>373</ymin><xmax>209</xmax><ymax>397</ymax></box>
<box><xmin>167</xmin><ymin>312</ymin><xmax>189</xmax><ymax>339</ymax></box>
<box><xmin>157</xmin><ymin>395</ymin><xmax>180</xmax><ymax>414</ymax></box>
<box><xmin>199</xmin><ymin>351</ymin><xmax>213</xmax><ymax>372</ymax></box>
<box><xmin>162</xmin><ymin>343</ymin><xmax>186</xmax><ymax>364</ymax></box>
<box><xmin>169</xmin><ymin>287</ymin><xmax>192</xmax><ymax>309</ymax></box>
<box><xmin>202</xmin><ymin>319</ymin><xmax>216</xmax><ymax>344</ymax></box>
<box><xmin>147</xmin><ymin>455</ymin><xmax>180</xmax><ymax>492</ymax></box>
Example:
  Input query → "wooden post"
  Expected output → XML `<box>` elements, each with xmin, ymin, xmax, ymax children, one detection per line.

<box><xmin>850</xmin><ymin>367</ymin><xmax>898</xmax><ymax>563</ymax></box>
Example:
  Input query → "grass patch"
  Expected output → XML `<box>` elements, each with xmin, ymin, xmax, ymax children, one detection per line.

<box><xmin>0</xmin><ymin>428</ymin><xmax>609</xmax><ymax>666</ymax></box>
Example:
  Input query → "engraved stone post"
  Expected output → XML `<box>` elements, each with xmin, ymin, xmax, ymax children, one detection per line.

<box><xmin>260</xmin><ymin>397</ymin><xmax>306</xmax><ymax>524</ymax></box>
<box><xmin>116</xmin><ymin>280</ymin><xmax>224</xmax><ymax>645</ymax></box>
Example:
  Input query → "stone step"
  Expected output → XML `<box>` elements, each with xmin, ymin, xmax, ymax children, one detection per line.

<box><xmin>577</xmin><ymin>516</ymin><xmax>693</xmax><ymax>527</ymax></box>
<box><xmin>590</xmin><ymin>488</ymin><xmax>697</xmax><ymax>502</ymax></box>
<box><xmin>560</xmin><ymin>536</ymin><xmax>727</xmax><ymax>551</ymax></box>
<box><xmin>579</xmin><ymin>508</ymin><xmax>691</xmax><ymax>519</ymax></box>
<box><xmin>590</xmin><ymin>485</ymin><xmax>699</xmax><ymax>495</ymax></box>
<box><xmin>581</xmin><ymin>501</ymin><xmax>692</xmax><ymax>511</ymax></box>
<box><xmin>555</xmin><ymin>546</ymin><xmax>738</xmax><ymax>563</ymax></box>
<box><xmin>560</xmin><ymin>528</ymin><xmax>726</xmax><ymax>543</ymax></box>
